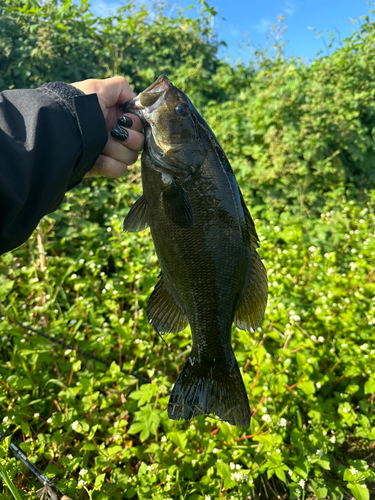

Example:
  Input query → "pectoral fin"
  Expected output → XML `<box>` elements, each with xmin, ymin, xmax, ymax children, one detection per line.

<box><xmin>123</xmin><ymin>195</ymin><xmax>149</xmax><ymax>232</ymax></box>
<box><xmin>162</xmin><ymin>177</ymin><xmax>194</xmax><ymax>228</ymax></box>
<box><xmin>235</xmin><ymin>248</ymin><xmax>268</xmax><ymax>332</ymax></box>
<box><xmin>147</xmin><ymin>273</ymin><xmax>189</xmax><ymax>333</ymax></box>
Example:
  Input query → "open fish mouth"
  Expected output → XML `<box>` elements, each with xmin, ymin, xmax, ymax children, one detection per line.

<box><xmin>122</xmin><ymin>74</ymin><xmax>171</xmax><ymax>125</ymax></box>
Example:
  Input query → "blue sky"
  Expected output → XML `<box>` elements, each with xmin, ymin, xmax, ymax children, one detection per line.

<box><xmin>89</xmin><ymin>0</ymin><xmax>372</xmax><ymax>62</ymax></box>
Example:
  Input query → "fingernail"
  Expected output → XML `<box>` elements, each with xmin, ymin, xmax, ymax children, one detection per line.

<box><xmin>118</xmin><ymin>115</ymin><xmax>133</xmax><ymax>128</ymax></box>
<box><xmin>111</xmin><ymin>125</ymin><xmax>129</xmax><ymax>142</ymax></box>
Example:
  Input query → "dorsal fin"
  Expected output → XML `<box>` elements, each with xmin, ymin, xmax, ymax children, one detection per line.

<box><xmin>239</xmin><ymin>192</ymin><xmax>259</xmax><ymax>249</ymax></box>
<box><xmin>235</xmin><ymin>248</ymin><xmax>268</xmax><ymax>332</ymax></box>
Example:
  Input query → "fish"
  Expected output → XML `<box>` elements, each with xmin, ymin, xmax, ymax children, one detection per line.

<box><xmin>122</xmin><ymin>75</ymin><xmax>268</xmax><ymax>427</ymax></box>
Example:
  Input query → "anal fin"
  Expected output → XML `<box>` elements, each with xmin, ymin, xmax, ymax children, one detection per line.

<box><xmin>123</xmin><ymin>195</ymin><xmax>149</xmax><ymax>232</ymax></box>
<box><xmin>235</xmin><ymin>248</ymin><xmax>268</xmax><ymax>332</ymax></box>
<box><xmin>147</xmin><ymin>273</ymin><xmax>189</xmax><ymax>333</ymax></box>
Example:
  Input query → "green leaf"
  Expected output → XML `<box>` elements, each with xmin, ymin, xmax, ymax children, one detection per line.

<box><xmin>275</xmin><ymin>466</ymin><xmax>287</xmax><ymax>484</ymax></box>
<box><xmin>250</xmin><ymin>417</ymin><xmax>260</xmax><ymax>435</ymax></box>
<box><xmin>364</xmin><ymin>378</ymin><xmax>375</xmax><ymax>395</ymax></box>
<box><xmin>217</xmin><ymin>460</ymin><xmax>236</xmax><ymax>490</ymax></box>
<box><xmin>94</xmin><ymin>473</ymin><xmax>106</xmax><ymax>490</ymax></box>
<box><xmin>293</xmin><ymin>460</ymin><xmax>308</xmax><ymax>479</ymax></box>
<box><xmin>168</xmin><ymin>431</ymin><xmax>188</xmax><ymax>452</ymax></box>
<box><xmin>0</xmin><ymin>276</ymin><xmax>14</xmax><ymax>302</ymax></box>
<box><xmin>299</xmin><ymin>380</ymin><xmax>316</xmax><ymax>395</ymax></box>
<box><xmin>347</xmin><ymin>483</ymin><xmax>369</xmax><ymax>500</ymax></box>
<box><xmin>311</xmin><ymin>478</ymin><xmax>328</xmax><ymax>499</ymax></box>
<box><xmin>0</xmin><ymin>462</ymin><xmax>23</xmax><ymax>500</ymax></box>
<box><xmin>252</xmin><ymin>433</ymin><xmax>273</xmax><ymax>447</ymax></box>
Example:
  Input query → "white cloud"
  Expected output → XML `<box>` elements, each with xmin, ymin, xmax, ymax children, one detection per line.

<box><xmin>254</xmin><ymin>18</ymin><xmax>272</xmax><ymax>34</ymax></box>
<box><xmin>283</xmin><ymin>1</ymin><xmax>296</xmax><ymax>16</ymax></box>
<box><xmin>229</xmin><ymin>24</ymin><xmax>242</xmax><ymax>38</ymax></box>
<box><xmin>89</xmin><ymin>0</ymin><xmax>123</xmax><ymax>17</ymax></box>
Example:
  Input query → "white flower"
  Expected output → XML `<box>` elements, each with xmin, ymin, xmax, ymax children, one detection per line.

<box><xmin>329</xmin><ymin>436</ymin><xmax>336</xmax><ymax>443</ymax></box>
<box><xmin>361</xmin><ymin>484</ymin><xmax>367</xmax><ymax>489</ymax></box>
<box><xmin>205</xmin><ymin>496</ymin><xmax>211</xmax><ymax>500</ymax></box>
<box><xmin>364</xmin><ymin>465</ymin><xmax>369</xmax><ymax>470</ymax></box>
<box><xmin>262</xmin><ymin>414</ymin><xmax>272</xmax><ymax>423</ymax></box>
<box><xmin>47</xmin><ymin>418</ymin><xmax>52</xmax><ymax>424</ymax></box>
<box><xmin>212</xmin><ymin>448</ymin><xmax>219</xmax><ymax>454</ymax></box>
<box><xmin>3</xmin><ymin>416</ymin><xmax>8</xmax><ymax>422</ymax></box>
<box><xmin>161</xmin><ymin>435</ymin><xmax>167</xmax><ymax>443</ymax></box>
<box><xmin>77</xmin><ymin>479</ymin><xmax>87</xmax><ymax>487</ymax></box>
<box><xmin>33</xmin><ymin>413</ymin><xmax>40</xmax><ymax>418</ymax></box>
<box><xmin>288</xmin><ymin>470</ymin><xmax>292</xmax><ymax>476</ymax></box>
<box><xmin>318</xmin><ymin>336</ymin><xmax>325</xmax><ymax>342</ymax></box>
<box><xmin>316</xmin><ymin>382</ymin><xmax>322</xmax><ymax>389</ymax></box>
<box><xmin>230</xmin><ymin>471</ymin><xmax>243</xmax><ymax>482</ymax></box>
<box><xmin>192</xmin><ymin>459</ymin><xmax>196</xmax><ymax>465</ymax></box>
<box><xmin>79</xmin><ymin>469</ymin><xmax>88</xmax><ymax>476</ymax></box>
<box><xmin>349</xmin><ymin>467</ymin><xmax>358</xmax><ymax>475</ymax></box>
<box><xmin>295</xmin><ymin>488</ymin><xmax>301</xmax><ymax>494</ymax></box>
<box><xmin>309</xmin><ymin>246</ymin><xmax>316</xmax><ymax>252</ymax></box>
<box><xmin>280</xmin><ymin>418</ymin><xmax>287</xmax><ymax>427</ymax></box>
<box><xmin>230</xmin><ymin>462</ymin><xmax>235</xmax><ymax>470</ymax></box>
<box><xmin>166</xmin><ymin>475</ymin><xmax>172</xmax><ymax>481</ymax></box>
<box><xmin>71</xmin><ymin>420</ymin><xmax>79</xmax><ymax>431</ymax></box>
<box><xmin>316</xmin><ymin>450</ymin><xmax>324</xmax><ymax>457</ymax></box>
<box><xmin>66</xmin><ymin>454</ymin><xmax>73</xmax><ymax>460</ymax></box>
<box><xmin>298</xmin><ymin>479</ymin><xmax>305</xmax><ymax>489</ymax></box>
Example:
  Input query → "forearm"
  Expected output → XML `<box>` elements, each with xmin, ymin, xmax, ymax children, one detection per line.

<box><xmin>0</xmin><ymin>83</ymin><xmax>107</xmax><ymax>254</ymax></box>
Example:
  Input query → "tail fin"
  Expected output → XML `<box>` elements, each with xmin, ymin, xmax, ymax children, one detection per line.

<box><xmin>168</xmin><ymin>352</ymin><xmax>250</xmax><ymax>427</ymax></box>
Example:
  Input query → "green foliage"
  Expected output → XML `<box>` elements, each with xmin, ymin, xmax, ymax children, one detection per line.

<box><xmin>1</xmin><ymin>1</ymin><xmax>375</xmax><ymax>499</ymax></box>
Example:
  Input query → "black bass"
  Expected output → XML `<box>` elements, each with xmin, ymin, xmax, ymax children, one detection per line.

<box><xmin>123</xmin><ymin>75</ymin><xmax>267</xmax><ymax>427</ymax></box>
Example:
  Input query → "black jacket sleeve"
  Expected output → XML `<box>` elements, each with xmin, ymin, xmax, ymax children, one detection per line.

<box><xmin>0</xmin><ymin>82</ymin><xmax>108</xmax><ymax>255</ymax></box>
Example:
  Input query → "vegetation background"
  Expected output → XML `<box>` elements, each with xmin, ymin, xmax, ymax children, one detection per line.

<box><xmin>0</xmin><ymin>1</ymin><xmax>375</xmax><ymax>499</ymax></box>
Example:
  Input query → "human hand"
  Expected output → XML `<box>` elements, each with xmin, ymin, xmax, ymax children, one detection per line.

<box><xmin>71</xmin><ymin>76</ymin><xmax>144</xmax><ymax>178</ymax></box>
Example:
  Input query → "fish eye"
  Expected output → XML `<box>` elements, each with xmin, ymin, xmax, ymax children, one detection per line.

<box><xmin>175</xmin><ymin>103</ymin><xmax>188</xmax><ymax>115</ymax></box>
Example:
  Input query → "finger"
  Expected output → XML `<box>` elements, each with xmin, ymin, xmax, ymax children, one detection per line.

<box><xmin>102</xmin><ymin>136</ymin><xmax>139</xmax><ymax>165</ymax></box>
<box><xmin>73</xmin><ymin>77</ymin><xmax>136</xmax><ymax>114</ymax></box>
<box><xmin>100</xmin><ymin>76</ymin><xmax>136</xmax><ymax>109</ymax></box>
<box><xmin>85</xmin><ymin>155</ymin><xmax>128</xmax><ymax>178</ymax></box>
<box><xmin>109</xmin><ymin>127</ymin><xmax>144</xmax><ymax>152</ymax></box>
<box><xmin>116</xmin><ymin>112</ymin><xmax>144</xmax><ymax>132</ymax></box>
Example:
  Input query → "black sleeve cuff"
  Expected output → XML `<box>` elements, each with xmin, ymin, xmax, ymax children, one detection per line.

<box><xmin>39</xmin><ymin>82</ymin><xmax>108</xmax><ymax>187</ymax></box>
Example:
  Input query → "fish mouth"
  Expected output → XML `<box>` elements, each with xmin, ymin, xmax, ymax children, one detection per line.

<box><xmin>122</xmin><ymin>74</ymin><xmax>171</xmax><ymax>125</ymax></box>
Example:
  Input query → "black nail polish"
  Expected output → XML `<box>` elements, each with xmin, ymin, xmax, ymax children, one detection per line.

<box><xmin>111</xmin><ymin>125</ymin><xmax>129</xmax><ymax>142</ymax></box>
<box><xmin>118</xmin><ymin>115</ymin><xmax>133</xmax><ymax>128</ymax></box>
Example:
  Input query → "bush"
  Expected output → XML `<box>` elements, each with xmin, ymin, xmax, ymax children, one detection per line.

<box><xmin>1</xmin><ymin>1</ymin><xmax>375</xmax><ymax>499</ymax></box>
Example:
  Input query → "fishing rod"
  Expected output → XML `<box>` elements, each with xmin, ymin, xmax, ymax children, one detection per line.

<box><xmin>0</xmin><ymin>431</ymin><xmax>72</xmax><ymax>500</ymax></box>
<box><xmin>0</xmin><ymin>314</ymin><xmax>150</xmax><ymax>383</ymax></box>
